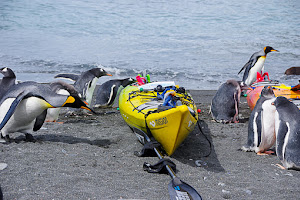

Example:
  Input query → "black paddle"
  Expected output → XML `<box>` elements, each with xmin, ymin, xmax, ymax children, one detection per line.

<box><xmin>135</xmin><ymin>128</ymin><xmax>202</xmax><ymax>200</ymax></box>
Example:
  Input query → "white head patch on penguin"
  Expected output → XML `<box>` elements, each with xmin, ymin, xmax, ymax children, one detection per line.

<box><xmin>242</xmin><ymin>86</ymin><xmax>276</xmax><ymax>154</ymax></box>
<box><xmin>272</xmin><ymin>96</ymin><xmax>300</xmax><ymax>170</ymax></box>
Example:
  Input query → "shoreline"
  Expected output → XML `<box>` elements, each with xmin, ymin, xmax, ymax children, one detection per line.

<box><xmin>1</xmin><ymin>90</ymin><xmax>299</xmax><ymax>199</ymax></box>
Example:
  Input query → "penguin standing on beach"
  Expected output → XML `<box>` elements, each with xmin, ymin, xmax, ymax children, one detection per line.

<box><xmin>0</xmin><ymin>81</ymin><xmax>94</xmax><ymax>142</ymax></box>
<box><xmin>55</xmin><ymin>68</ymin><xmax>112</xmax><ymax>105</ymax></box>
<box><xmin>94</xmin><ymin>78</ymin><xmax>135</xmax><ymax>108</ymax></box>
<box><xmin>272</xmin><ymin>96</ymin><xmax>300</xmax><ymax>170</ymax></box>
<box><xmin>210</xmin><ymin>80</ymin><xmax>249</xmax><ymax>123</ymax></box>
<box><xmin>238</xmin><ymin>46</ymin><xmax>278</xmax><ymax>86</ymax></box>
<box><xmin>242</xmin><ymin>86</ymin><xmax>276</xmax><ymax>154</ymax></box>
<box><xmin>0</xmin><ymin>67</ymin><xmax>16</xmax><ymax>99</ymax></box>
<box><xmin>45</xmin><ymin>81</ymin><xmax>81</xmax><ymax>122</ymax></box>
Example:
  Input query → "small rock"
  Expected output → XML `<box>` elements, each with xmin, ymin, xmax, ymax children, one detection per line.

<box><xmin>0</xmin><ymin>163</ymin><xmax>8</xmax><ymax>170</ymax></box>
<box><xmin>222</xmin><ymin>189</ymin><xmax>231</xmax><ymax>199</ymax></box>
<box><xmin>245</xmin><ymin>189</ymin><xmax>252</xmax><ymax>195</ymax></box>
<box><xmin>218</xmin><ymin>182</ymin><xmax>225</xmax><ymax>187</ymax></box>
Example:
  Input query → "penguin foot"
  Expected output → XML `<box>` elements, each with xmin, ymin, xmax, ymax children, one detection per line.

<box><xmin>0</xmin><ymin>135</ymin><xmax>13</xmax><ymax>143</ymax></box>
<box><xmin>275</xmin><ymin>163</ymin><xmax>286</xmax><ymax>170</ymax></box>
<box><xmin>257</xmin><ymin>150</ymin><xmax>275</xmax><ymax>155</ymax></box>
<box><xmin>25</xmin><ymin>133</ymin><xmax>36</xmax><ymax>142</ymax></box>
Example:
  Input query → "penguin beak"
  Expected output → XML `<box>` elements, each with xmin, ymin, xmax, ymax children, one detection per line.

<box><xmin>81</xmin><ymin>105</ymin><xmax>97</xmax><ymax>114</ymax></box>
<box><xmin>271</xmin><ymin>49</ymin><xmax>279</xmax><ymax>52</ymax></box>
<box><xmin>106</xmin><ymin>73</ymin><xmax>113</xmax><ymax>76</ymax></box>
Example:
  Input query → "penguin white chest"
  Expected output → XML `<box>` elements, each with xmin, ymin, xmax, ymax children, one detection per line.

<box><xmin>246</xmin><ymin>56</ymin><xmax>266</xmax><ymax>85</ymax></box>
<box><xmin>260</xmin><ymin>98</ymin><xmax>276</xmax><ymax>149</ymax></box>
<box><xmin>0</xmin><ymin>97</ymin><xmax>49</xmax><ymax>133</ymax></box>
<box><xmin>85</xmin><ymin>77</ymin><xmax>99</xmax><ymax>105</ymax></box>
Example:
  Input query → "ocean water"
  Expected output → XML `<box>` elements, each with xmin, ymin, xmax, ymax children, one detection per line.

<box><xmin>0</xmin><ymin>0</ymin><xmax>299</xmax><ymax>89</ymax></box>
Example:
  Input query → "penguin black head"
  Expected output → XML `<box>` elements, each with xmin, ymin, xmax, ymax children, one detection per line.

<box><xmin>63</xmin><ymin>95</ymin><xmax>96</xmax><ymax>114</ymax></box>
<box><xmin>122</xmin><ymin>78</ymin><xmax>136</xmax><ymax>86</ymax></box>
<box><xmin>261</xmin><ymin>86</ymin><xmax>275</xmax><ymax>98</ymax></box>
<box><xmin>89</xmin><ymin>68</ymin><xmax>112</xmax><ymax>78</ymax></box>
<box><xmin>0</xmin><ymin>67</ymin><xmax>16</xmax><ymax>78</ymax></box>
<box><xmin>264</xmin><ymin>46</ymin><xmax>279</xmax><ymax>54</ymax></box>
<box><xmin>272</xmin><ymin>96</ymin><xmax>290</xmax><ymax>108</ymax></box>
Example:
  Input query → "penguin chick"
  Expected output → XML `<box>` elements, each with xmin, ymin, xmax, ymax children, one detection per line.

<box><xmin>0</xmin><ymin>67</ymin><xmax>16</xmax><ymax>99</ymax></box>
<box><xmin>273</xmin><ymin>96</ymin><xmax>300</xmax><ymax>170</ymax></box>
<box><xmin>0</xmin><ymin>81</ymin><xmax>94</xmax><ymax>142</ymax></box>
<box><xmin>238</xmin><ymin>46</ymin><xmax>278</xmax><ymax>86</ymax></box>
<box><xmin>242</xmin><ymin>86</ymin><xmax>276</xmax><ymax>154</ymax></box>
<box><xmin>54</xmin><ymin>68</ymin><xmax>112</xmax><ymax>106</ymax></box>
<box><xmin>210</xmin><ymin>80</ymin><xmax>250</xmax><ymax>123</ymax></box>
<box><xmin>94</xmin><ymin>78</ymin><xmax>135</xmax><ymax>108</ymax></box>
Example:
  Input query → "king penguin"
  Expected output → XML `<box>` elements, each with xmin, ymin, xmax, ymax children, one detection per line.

<box><xmin>94</xmin><ymin>78</ymin><xmax>135</xmax><ymax>108</ymax></box>
<box><xmin>210</xmin><ymin>80</ymin><xmax>250</xmax><ymax>123</ymax></box>
<box><xmin>0</xmin><ymin>67</ymin><xmax>16</xmax><ymax>99</ymax></box>
<box><xmin>0</xmin><ymin>81</ymin><xmax>94</xmax><ymax>142</ymax></box>
<box><xmin>45</xmin><ymin>81</ymin><xmax>81</xmax><ymax>122</ymax></box>
<box><xmin>54</xmin><ymin>68</ymin><xmax>112</xmax><ymax>105</ymax></box>
<box><xmin>272</xmin><ymin>96</ymin><xmax>300</xmax><ymax>170</ymax></box>
<box><xmin>238</xmin><ymin>46</ymin><xmax>278</xmax><ymax>86</ymax></box>
<box><xmin>242</xmin><ymin>86</ymin><xmax>276</xmax><ymax>154</ymax></box>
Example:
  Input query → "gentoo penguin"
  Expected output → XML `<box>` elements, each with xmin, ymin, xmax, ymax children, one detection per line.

<box><xmin>242</xmin><ymin>86</ymin><xmax>276</xmax><ymax>154</ymax></box>
<box><xmin>272</xmin><ymin>96</ymin><xmax>300</xmax><ymax>170</ymax></box>
<box><xmin>0</xmin><ymin>81</ymin><xmax>94</xmax><ymax>142</ymax></box>
<box><xmin>55</xmin><ymin>68</ymin><xmax>112</xmax><ymax>105</ymax></box>
<box><xmin>94</xmin><ymin>78</ymin><xmax>135</xmax><ymax>108</ymax></box>
<box><xmin>238</xmin><ymin>46</ymin><xmax>278</xmax><ymax>86</ymax></box>
<box><xmin>0</xmin><ymin>67</ymin><xmax>16</xmax><ymax>99</ymax></box>
<box><xmin>210</xmin><ymin>80</ymin><xmax>249</xmax><ymax>123</ymax></box>
<box><xmin>45</xmin><ymin>81</ymin><xmax>81</xmax><ymax>122</ymax></box>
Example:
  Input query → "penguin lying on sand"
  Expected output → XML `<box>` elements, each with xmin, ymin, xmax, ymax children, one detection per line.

<box><xmin>0</xmin><ymin>81</ymin><xmax>94</xmax><ymax>142</ymax></box>
<box><xmin>55</xmin><ymin>68</ymin><xmax>112</xmax><ymax>105</ymax></box>
<box><xmin>238</xmin><ymin>46</ymin><xmax>278</xmax><ymax>86</ymax></box>
<box><xmin>242</xmin><ymin>86</ymin><xmax>276</xmax><ymax>154</ymax></box>
<box><xmin>272</xmin><ymin>96</ymin><xmax>300</xmax><ymax>170</ymax></box>
<box><xmin>45</xmin><ymin>81</ymin><xmax>81</xmax><ymax>122</ymax></box>
<box><xmin>0</xmin><ymin>67</ymin><xmax>16</xmax><ymax>99</ymax></box>
<box><xmin>94</xmin><ymin>78</ymin><xmax>135</xmax><ymax>108</ymax></box>
<box><xmin>210</xmin><ymin>80</ymin><xmax>250</xmax><ymax>123</ymax></box>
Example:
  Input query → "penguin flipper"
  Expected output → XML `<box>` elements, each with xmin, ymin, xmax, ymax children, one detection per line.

<box><xmin>238</xmin><ymin>61</ymin><xmax>252</xmax><ymax>74</ymax></box>
<box><xmin>33</xmin><ymin>109</ymin><xmax>47</xmax><ymax>131</ymax></box>
<box><xmin>0</xmin><ymin>91</ymin><xmax>27</xmax><ymax>130</ymax></box>
<box><xmin>54</xmin><ymin>74</ymin><xmax>79</xmax><ymax>82</ymax></box>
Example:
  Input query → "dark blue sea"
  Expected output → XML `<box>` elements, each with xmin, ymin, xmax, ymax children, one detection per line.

<box><xmin>0</xmin><ymin>0</ymin><xmax>299</xmax><ymax>89</ymax></box>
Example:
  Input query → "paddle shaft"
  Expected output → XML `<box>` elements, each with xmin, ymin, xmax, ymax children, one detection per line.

<box><xmin>142</xmin><ymin>130</ymin><xmax>177</xmax><ymax>179</ymax></box>
<box><xmin>153</xmin><ymin>146</ymin><xmax>176</xmax><ymax>179</ymax></box>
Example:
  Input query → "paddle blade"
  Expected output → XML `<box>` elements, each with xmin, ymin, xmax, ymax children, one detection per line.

<box><xmin>168</xmin><ymin>177</ymin><xmax>202</xmax><ymax>200</ymax></box>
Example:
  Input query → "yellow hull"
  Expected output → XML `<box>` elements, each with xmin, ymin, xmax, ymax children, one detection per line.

<box><xmin>119</xmin><ymin>85</ymin><xmax>198</xmax><ymax>156</ymax></box>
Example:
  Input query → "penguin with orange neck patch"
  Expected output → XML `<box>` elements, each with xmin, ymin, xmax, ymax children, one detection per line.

<box><xmin>0</xmin><ymin>81</ymin><xmax>94</xmax><ymax>142</ymax></box>
<box><xmin>238</xmin><ymin>46</ymin><xmax>278</xmax><ymax>86</ymax></box>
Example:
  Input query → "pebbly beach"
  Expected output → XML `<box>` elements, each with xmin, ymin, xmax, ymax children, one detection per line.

<box><xmin>1</xmin><ymin>89</ymin><xmax>299</xmax><ymax>200</ymax></box>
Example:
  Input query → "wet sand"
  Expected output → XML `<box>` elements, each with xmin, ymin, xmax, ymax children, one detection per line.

<box><xmin>1</xmin><ymin>90</ymin><xmax>299</xmax><ymax>200</ymax></box>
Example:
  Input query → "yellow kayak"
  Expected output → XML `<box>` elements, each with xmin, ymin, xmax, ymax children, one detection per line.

<box><xmin>119</xmin><ymin>82</ymin><xmax>198</xmax><ymax>156</ymax></box>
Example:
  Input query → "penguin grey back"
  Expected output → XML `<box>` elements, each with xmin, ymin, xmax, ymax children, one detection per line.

<box><xmin>210</xmin><ymin>80</ymin><xmax>242</xmax><ymax>123</ymax></box>
<box><xmin>273</xmin><ymin>96</ymin><xmax>300</xmax><ymax>170</ymax></box>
